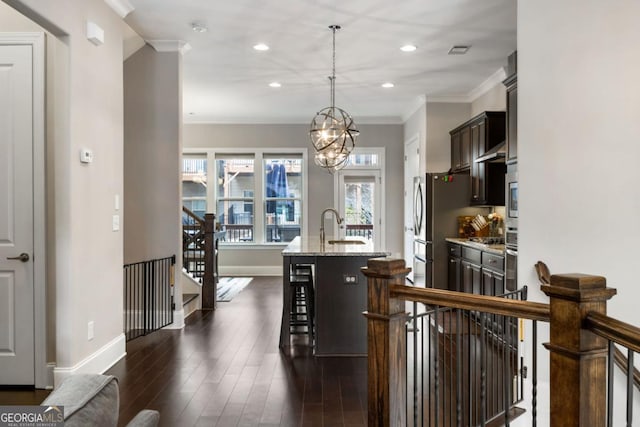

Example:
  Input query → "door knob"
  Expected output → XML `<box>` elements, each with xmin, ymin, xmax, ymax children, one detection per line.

<box><xmin>7</xmin><ymin>253</ymin><xmax>29</xmax><ymax>262</ymax></box>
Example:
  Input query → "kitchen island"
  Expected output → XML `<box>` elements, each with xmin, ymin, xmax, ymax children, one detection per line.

<box><xmin>280</xmin><ymin>236</ymin><xmax>389</xmax><ymax>355</ymax></box>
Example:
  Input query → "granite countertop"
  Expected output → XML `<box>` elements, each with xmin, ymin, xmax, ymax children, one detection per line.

<box><xmin>282</xmin><ymin>236</ymin><xmax>390</xmax><ymax>257</ymax></box>
<box><xmin>445</xmin><ymin>237</ymin><xmax>505</xmax><ymax>256</ymax></box>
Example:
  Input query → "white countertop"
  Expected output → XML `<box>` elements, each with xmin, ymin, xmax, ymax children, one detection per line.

<box><xmin>282</xmin><ymin>236</ymin><xmax>390</xmax><ymax>257</ymax></box>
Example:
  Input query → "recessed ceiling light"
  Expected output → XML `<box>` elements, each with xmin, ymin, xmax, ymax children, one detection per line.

<box><xmin>269</xmin><ymin>82</ymin><xmax>281</xmax><ymax>88</ymax></box>
<box><xmin>191</xmin><ymin>22</ymin><xmax>207</xmax><ymax>33</ymax></box>
<box><xmin>448</xmin><ymin>45</ymin><xmax>470</xmax><ymax>55</ymax></box>
<box><xmin>253</xmin><ymin>43</ymin><xmax>270</xmax><ymax>51</ymax></box>
<box><xmin>381</xmin><ymin>82</ymin><xmax>394</xmax><ymax>88</ymax></box>
<box><xmin>400</xmin><ymin>44</ymin><xmax>417</xmax><ymax>52</ymax></box>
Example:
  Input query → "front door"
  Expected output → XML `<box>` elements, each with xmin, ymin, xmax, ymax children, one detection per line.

<box><xmin>0</xmin><ymin>42</ymin><xmax>35</xmax><ymax>385</ymax></box>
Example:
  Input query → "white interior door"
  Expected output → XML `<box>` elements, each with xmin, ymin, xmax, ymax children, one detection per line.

<box><xmin>404</xmin><ymin>135</ymin><xmax>419</xmax><ymax>281</ymax></box>
<box><xmin>0</xmin><ymin>43</ymin><xmax>35</xmax><ymax>385</ymax></box>
<box><xmin>337</xmin><ymin>171</ymin><xmax>382</xmax><ymax>249</ymax></box>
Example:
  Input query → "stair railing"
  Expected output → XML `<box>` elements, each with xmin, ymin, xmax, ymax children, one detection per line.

<box><xmin>363</xmin><ymin>258</ymin><xmax>640</xmax><ymax>427</ymax></box>
<box><xmin>182</xmin><ymin>207</ymin><xmax>217</xmax><ymax>309</ymax></box>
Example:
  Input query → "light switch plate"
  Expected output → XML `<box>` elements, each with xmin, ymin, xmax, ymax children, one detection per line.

<box><xmin>112</xmin><ymin>214</ymin><xmax>120</xmax><ymax>231</ymax></box>
<box><xmin>80</xmin><ymin>148</ymin><xmax>93</xmax><ymax>163</ymax></box>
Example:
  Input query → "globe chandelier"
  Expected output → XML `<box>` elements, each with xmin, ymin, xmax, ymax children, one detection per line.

<box><xmin>309</xmin><ymin>25</ymin><xmax>359</xmax><ymax>173</ymax></box>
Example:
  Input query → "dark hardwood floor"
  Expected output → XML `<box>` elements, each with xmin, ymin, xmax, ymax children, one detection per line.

<box><xmin>0</xmin><ymin>277</ymin><xmax>367</xmax><ymax>426</ymax></box>
<box><xmin>108</xmin><ymin>276</ymin><xmax>367</xmax><ymax>426</ymax></box>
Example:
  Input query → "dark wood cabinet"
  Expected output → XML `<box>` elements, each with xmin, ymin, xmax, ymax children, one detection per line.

<box><xmin>448</xmin><ymin>242</ymin><xmax>505</xmax><ymax>297</ymax></box>
<box><xmin>450</xmin><ymin>127</ymin><xmax>471</xmax><ymax>172</ymax></box>
<box><xmin>504</xmin><ymin>51</ymin><xmax>518</xmax><ymax>165</ymax></box>
<box><xmin>471</xmin><ymin>112</ymin><xmax>506</xmax><ymax>205</ymax></box>
<box><xmin>450</xmin><ymin>111</ymin><xmax>506</xmax><ymax>205</ymax></box>
<box><xmin>462</xmin><ymin>259</ymin><xmax>482</xmax><ymax>295</ymax></box>
<box><xmin>447</xmin><ymin>243</ymin><xmax>462</xmax><ymax>291</ymax></box>
<box><xmin>504</xmin><ymin>74</ymin><xmax>517</xmax><ymax>164</ymax></box>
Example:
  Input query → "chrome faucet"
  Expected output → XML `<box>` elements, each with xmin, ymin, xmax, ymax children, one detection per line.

<box><xmin>320</xmin><ymin>208</ymin><xmax>344</xmax><ymax>245</ymax></box>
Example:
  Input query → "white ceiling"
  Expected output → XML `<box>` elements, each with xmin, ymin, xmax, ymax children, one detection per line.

<box><xmin>124</xmin><ymin>0</ymin><xmax>516</xmax><ymax>124</ymax></box>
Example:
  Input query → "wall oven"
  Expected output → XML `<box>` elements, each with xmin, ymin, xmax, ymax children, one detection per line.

<box><xmin>505</xmin><ymin>232</ymin><xmax>518</xmax><ymax>291</ymax></box>
<box><xmin>505</xmin><ymin>167</ymin><xmax>518</xmax><ymax>230</ymax></box>
<box><xmin>505</xmin><ymin>164</ymin><xmax>518</xmax><ymax>290</ymax></box>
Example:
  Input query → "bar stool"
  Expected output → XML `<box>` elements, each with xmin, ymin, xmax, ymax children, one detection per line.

<box><xmin>289</xmin><ymin>264</ymin><xmax>315</xmax><ymax>343</ymax></box>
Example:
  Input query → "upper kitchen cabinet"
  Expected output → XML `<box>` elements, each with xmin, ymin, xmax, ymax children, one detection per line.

<box><xmin>450</xmin><ymin>126</ymin><xmax>471</xmax><ymax>172</ymax></box>
<box><xmin>450</xmin><ymin>111</ymin><xmax>506</xmax><ymax>206</ymax></box>
<box><xmin>503</xmin><ymin>51</ymin><xmax>517</xmax><ymax>164</ymax></box>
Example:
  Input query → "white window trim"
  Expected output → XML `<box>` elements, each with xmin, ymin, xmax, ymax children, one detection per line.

<box><xmin>333</xmin><ymin>147</ymin><xmax>386</xmax><ymax>249</ymax></box>
<box><xmin>183</xmin><ymin>148</ymin><xmax>308</xmax><ymax>247</ymax></box>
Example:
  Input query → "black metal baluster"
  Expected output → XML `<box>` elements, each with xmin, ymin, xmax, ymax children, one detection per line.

<box><xmin>532</xmin><ymin>320</ymin><xmax>537</xmax><ymax>427</ymax></box>
<box><xmin>413</xmin><ymin>302</ymin><xmax>418</xmax><ymax>427</ymax></box>
<box><xmin>504</xmin><ymin>314</ymin><xmax>511</xmax><ymax>426</ymax></box>
<box><xmin>627</xmin><ymin>350</ymin><xmax>634</xmax><ymax>427</ymax></box>
<box><xmin>481</xmin><ymin>310</ymin><xmax>486</xmax><ymax>426</ymax></box>
<box><xmin>456</xmin><ymin>309</ymin><xmax>462</xmax><ymax>427</ymax></box>
<box><xmin>607</xmin><ymin>341</ymin><xmax>614</xmax><ymax>427</ymax></box>
<box><xmin>434</xmin><ymin>306</ymin><xmax>440</xmax><ymax>427</ymax></box>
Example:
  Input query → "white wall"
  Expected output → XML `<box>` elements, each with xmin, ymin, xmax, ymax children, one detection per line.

<box><xmin>184</xmin><ymin>123</ymin><xmax>404</xmax><ymax>273</ymax></box>
<box><xmin>403</xmin><ymin>103</ymin><xmax>426</xmax><ymax>175</ymax></box>
<box><xmin>425</xmin><ymin>102</ymin><xmax>471</xmax><ymax>172</ymax></box>
<box><xmin>470</xmin><ymin>82</ymin><xmax>506</xmax><ymax>117</ymax></box>
<box><xmin>3</xmin><ymin>0</ymin><xmax>127</xmax><ymax>384</ymax></box>
<box><xmin>518</xmin><ymin>0</ymin><xmax>640</xmax><ymax>422</ymax></box>
<box><xmin>124</xmin><ymin>44</ymin><xmax>183</xmax><ymax>308</ymax></box>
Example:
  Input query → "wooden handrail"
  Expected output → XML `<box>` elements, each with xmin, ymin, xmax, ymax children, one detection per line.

<box><xmin>390</xmin><ymin>284</ymin><xmax>551</xmax><ymax>322</ymax></box>
<box><xmin>365</xmin><ymin>259</ymin><xmax>629</xmax><ymax>427</ymax></box>
<box><xmin>586</xmin><ymin>311</ymin><xmax>640</xmax><ymax>354</ymax></box>
<box><xmin>182</xmin><ymin>205</ymin><xmax>204</xmax><ymax>225</ymax></box>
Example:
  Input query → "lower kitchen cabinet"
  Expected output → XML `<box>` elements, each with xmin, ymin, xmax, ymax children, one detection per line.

<box><xmin>447</xmin><ymin>242</ymin><xmax>505</xmax><ymax>296</ymax></box>
<box><xmin>447</xmin><ymin>243</ymin><xmax>462</xmax><ymax>291</ymax></box>
<box><xmin>462</xmin><ymin>259</ymin><xmax>482</xmax><ymax>294</ymax></box>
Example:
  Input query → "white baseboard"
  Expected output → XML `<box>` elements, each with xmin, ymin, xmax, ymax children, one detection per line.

<box><xmin>53</xmin><ymin>333</ymin><xmax>126</xmax><ymax>387</ymax></box>
<box><xmin>219</xmin><ymin>265</ymin><xmax>282</xmax><ymax>277</ymax></box>
<box><xmin>163</xmin><ymin>308</ymin><xmax>185</xmax><ymax>329</ymax></box>
<box><xmin>45</xmin><ymin>363</ymin><xmax>56</xmax><ymax>389</ymax></box>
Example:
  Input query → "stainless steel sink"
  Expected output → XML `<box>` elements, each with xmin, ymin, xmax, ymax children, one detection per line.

<box><xmin>327</xmin><ymin>239</ymin><xmax>366</xmax><ymax>245</ymax></box>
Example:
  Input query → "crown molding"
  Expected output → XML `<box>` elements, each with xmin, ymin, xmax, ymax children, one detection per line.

<box><xmin>467</xmin><ymin>66</ymin><xmax>507</xmax><ymax>101</ymax></box>
<box><xmin>184</xmin><ymin>114</ymin><xmax>403</xmax><ymax>125</ymax></box>
<box><xmin>147</xmin><ymin>40</ymin><xmax>192</xmax><ymax>55</ymax></box>
<box><xmin>425</xmin><ymin>95</ymin><xmax>471</xmax><ymax>103</ymax></box>
<box><xmin>401</xmin><ymin>95</ymin><xmax>427</xmax><ymax>123</ymax></box>
<box><xmin>104</xmin><ymin>0</ymin><xmax>134</xmax><ymax>18</ymax></box>
<box><xmin>424</xmin><ymin>67</ymin><xmax>508</xmax><ymax>105</ymax></box>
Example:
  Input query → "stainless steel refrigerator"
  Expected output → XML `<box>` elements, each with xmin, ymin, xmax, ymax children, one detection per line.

<box><xmin>413</xmin><ymin>173</ymin><xmax>483</xmax><ymax>289</ymax></box>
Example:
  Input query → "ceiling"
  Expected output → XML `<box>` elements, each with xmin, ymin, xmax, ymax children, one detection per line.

<box><xmin>124</xmin><ymin>0</ymin><xmax>516</xmax><ymax>124</ymax></box>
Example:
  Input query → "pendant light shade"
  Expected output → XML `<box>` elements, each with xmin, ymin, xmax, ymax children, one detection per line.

<box><xmin>309</xmin><ymin>25</ymin><xmax>359</xmax><ymax>172</ymax></box>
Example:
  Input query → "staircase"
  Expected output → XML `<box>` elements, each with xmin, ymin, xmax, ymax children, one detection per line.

<box><xmin>182</xmin><ymin>207</ymin><xmax>219</xmax><ymax>310</ymax></box>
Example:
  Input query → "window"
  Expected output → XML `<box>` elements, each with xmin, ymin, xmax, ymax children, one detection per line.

<box><xmin>216</xmin><ymin>156</ymin><xmax>255</xmax><ymax>242</ymax></box>
<box><xmin>264</xmin><ymin>157</ymin><xmax>303</xmax><ymax>243</ymax></box>
<box><xmin>182</xmin><ymin>149</ymin><xmax>307</xmax><ymax>245</ymax></box>
<box><xmin>182</xmin><ymin>154</ymin><xmax>207</xmax><ymax>218</ymax></box>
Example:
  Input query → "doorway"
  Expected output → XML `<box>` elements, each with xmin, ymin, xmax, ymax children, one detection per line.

<box><xmin>336</xmin><ymin>170</ymin><xmax>382</xmax><ymax>249</ymax></box>
<box><xmin>0</xmin><ymin>33</ymin><xmax>46</xmax><ymax>387</ymax></box>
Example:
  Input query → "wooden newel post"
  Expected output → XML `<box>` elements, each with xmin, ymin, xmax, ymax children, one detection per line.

<box><xmin>541</xmin><ymin>274</ymin><xmax>617</xmax><ymax>427</ymax></box>
<box><xmin>362</xmin><ymin>258</ymin><xmax>411</xmax><ymax>427</ymax></box>
<box><xmin>202</xmin><ymin>213</ymin><xmax>216</xmax><ymax>310</ymax></box>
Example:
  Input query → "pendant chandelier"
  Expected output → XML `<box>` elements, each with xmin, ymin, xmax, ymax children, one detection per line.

<box><xmin>309</xmin><ymin>25</ymin><xmax>359</xmax><ymax>173</ymax></box>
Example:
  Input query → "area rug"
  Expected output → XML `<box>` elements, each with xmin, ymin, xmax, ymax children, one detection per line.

<box><xmin>217</xmin><ymin>277</ymin><xmax>252</xmax><ymax>302</ymax></box>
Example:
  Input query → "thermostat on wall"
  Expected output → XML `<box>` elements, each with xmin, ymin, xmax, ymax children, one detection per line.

<box><xmin>80</xmin><ymin>148</ymin><xmax>93</xmax><ymax>163</ymax></box>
